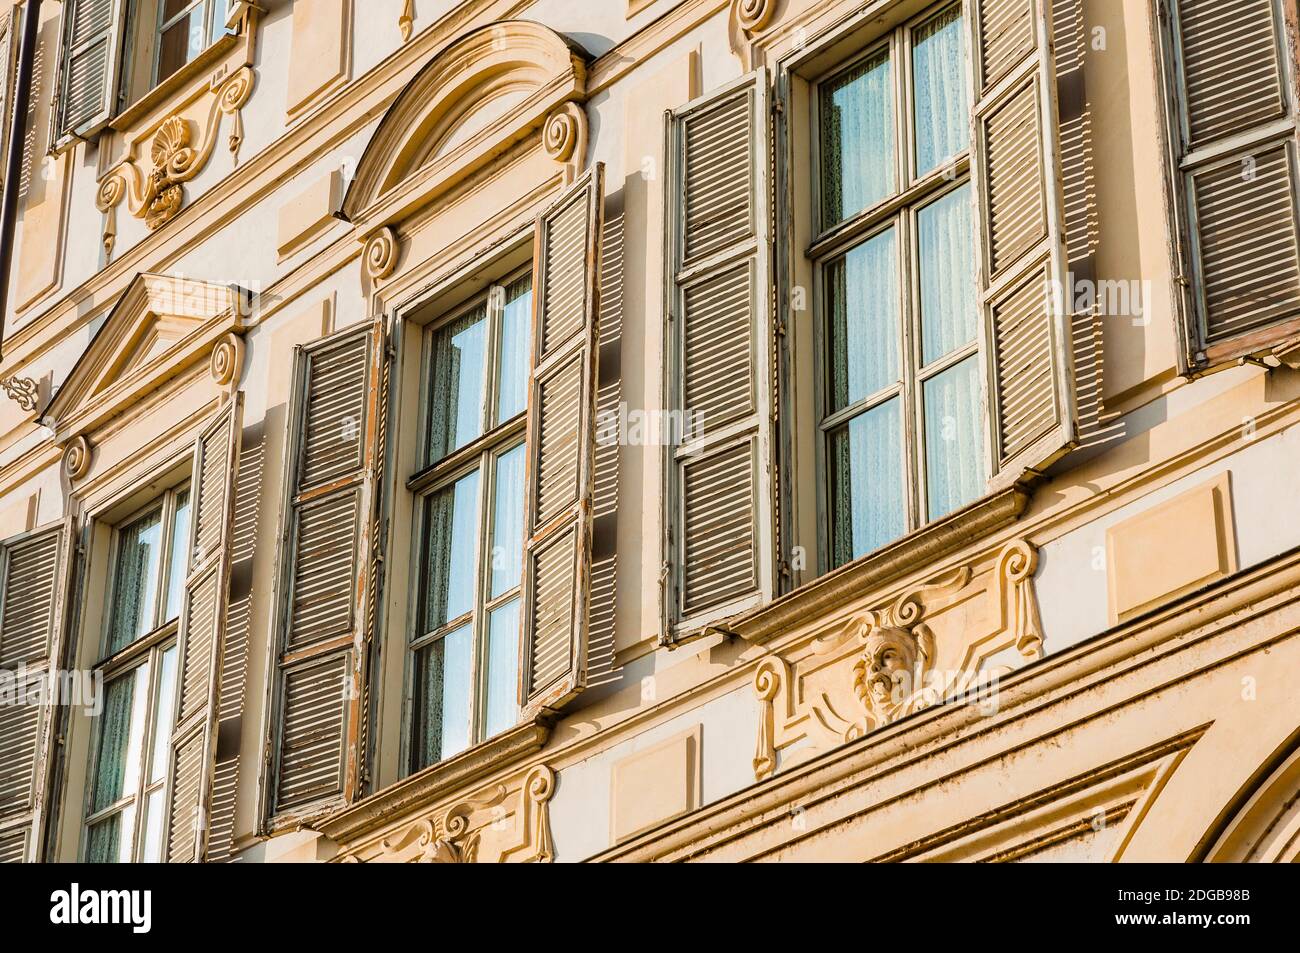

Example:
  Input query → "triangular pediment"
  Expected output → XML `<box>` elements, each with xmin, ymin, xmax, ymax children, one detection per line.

<box><xmin>44</xmin><ymin>273</ymin><xmax>249</xmax><ymax>440</ymax></box>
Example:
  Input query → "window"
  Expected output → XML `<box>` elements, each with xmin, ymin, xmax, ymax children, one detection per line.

<box><xmin>1157</xmin><ymin>0</ymin><xmax>1300</xmax><ymax>367</ymax></box>
<box><xmin>812</xmin><ymin>4</ymin><xmax>984</xmax><ymax>567</ymax></box>
<box><xmin>83</xmin><ymin>485</ymin><xmax>189</xmax><ymax>862</ymax></box>
<box><xmin>120</xmin><ymin>0</ymin><xmax>224</xmax><ymax>107</ymax></box>
<box><xmin>408</xmin><ymin>274</ymin><xmax>532</xmax><ymax>772</ymax></box>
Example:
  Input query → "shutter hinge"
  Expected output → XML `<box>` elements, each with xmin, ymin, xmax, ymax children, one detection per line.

<box><xmin>775</xmin><ymin>317</ymin><xmax>787</xmax><ymax>337</ymax></box>
<box><xmin>772</xmin><ymin>99</ymin><xmax>784</xmax><ymax>116</ymax></box>
<box><xmin>1175</xmin><ymin>273</ymin><xmax>1191</xmax><ymax>288</ymax></box>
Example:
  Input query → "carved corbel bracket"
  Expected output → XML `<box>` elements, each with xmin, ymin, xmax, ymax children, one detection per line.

<box><xmin>62</xmin><ymin>436</ymin><xmax>92</xmax><ymax>483</ymax></box>
<box><xmin>364</xmin><ymin>227</ymin><xmax>400</xmax><ymax>282</ymax></box>
<box><xmin>210</xmin><ymin>332</ymin><xmax>246</xmax><ymax>390</ymax></box>
<box><xmin>96</xmin><ymin>66</ymin><xmax>257</xmax><ymax>257</ymax></box>
<box><xmin>543</xmin><ymin>101</ymin><xmax>588</xmax><ymax>183</ymax></box>
<box><xmin>729</xmin><ymin>0</ymin><xmax>778</xmax><ymax>68</ymax></box>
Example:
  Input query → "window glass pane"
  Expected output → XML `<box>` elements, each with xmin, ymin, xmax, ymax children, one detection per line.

<box><xmin>163</xmin><ymin>489</ymin><xmax>191</xmax><ymax>624</ymax></box>
<box><xmin>141</xmin><ymin>790</ymin><xmax>165</xmax><ymax>863</ymax></box>
<box><xmin>86</xmin><ymin>806</ymin><xmax>135</xmax><ymax>863</ymax></box>
<box><xmin>497</xmin><ymin>277</ymin><xmax>532</xmax><ymax>423</ymax></box>
<box><xmin>157</xmin><ymin>8</ymin><xmax>209</xmax><ymax>84</ymax></box>
<box><xmin>427</xmin><ymin>308</ymin><xmax>488</xmax><ymax>463</ymax></box>
<box><xmin>924</xmin><ymin>355</ymin><xmax>985</xmax><ymax>521</ymax></box>
<box><xmin>421</xmin><ymin>470</ymin><xmax>481</xmax><ymax>633</ymax></box>
<box><xmin>107</xmin><ymin>508</ymin><xmax>164</xmax><ymax>654</ymax></box>
<box><xmin>912</xmin><ymin>6</ymin><xmax>969</xmax><ymax>177</ymax></box>
<box><xmin>830</xmin><ymin>399</ymin><xmax>905</xmax><ymax>566</ymax></box>
<box><xmin>91</xmin><ymin>666</ymin><xmax>148</xmax><ymax>814</ymax></box>
<box><xmin>412</xmin><ymin>624</ymin><xmax>473</xmax><ymax>770</ymax></box>
<box><xmin>484</xmin><ymin>598</ymin><xmax>520</xmax><ymax>738</ymax></box>
<box><xmin>821</xmin><ymin>49</ymin><xmax>895</xmax><ymax>227</ymax></box>
<box><xmin>917</xmin><ymin>184</ymin><xmax>976</xmax><ymax>364</ymax></box>
<box><xmin>489</xmin><ymin>444</ymin><xmax>526</xmax><ymax>599</ymax></box>
<box><xmin>828</xmin><ymin>227</ymin><xmax>899</xmax><ymax>412</ymax></box>
<box><xmin>149</xmin><ymin>645</ymin><xmax>178</xmax><ymax>785</ymax></box>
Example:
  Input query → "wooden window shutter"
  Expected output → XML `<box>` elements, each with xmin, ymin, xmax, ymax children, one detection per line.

<box><xmin>968</xmin><ymin>0</ymin><xmax>1078</xmax><ymax>489</ymax></box>
<box><xmin>519</xmin><ymin>163</ymin><xmax>605</xmax><ymax>717</ymax></box>
<box><xmin>163</xmin><ymin>397</ymin><xmax>242</xmax><ymax>862</ymax></box>
<box><xmin>266</xmin><ymin>321</ymin><xmax>384</xmax><ymax>825</ymax></box>
<box><xmin>0</xmin><ymin>520</ymin><xmax>74</xmax><ymax>863</ymax></box>
<box><xmin>54</xmin><ymin>0</ymin><xmax>127</xmax><ymax>141</ymax></box>
<box><xmin>1161</xmin><ymin>0</ymin><xmax>1300</xmax><ymax>365</ymax></box>
<box><xmin>0</xmin><ymin>10</ymin><xmax>15</xmax><ymax>203</ymax></box>
<box><xmin>663</xmin><ymin>70</ymin><xmax>775</xmax><ymax>640</ymax></box>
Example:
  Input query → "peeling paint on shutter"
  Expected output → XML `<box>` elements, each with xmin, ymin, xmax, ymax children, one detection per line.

<box><xmin>665</xmin><ymin>70</ymin><xmax>774</xmax><ymax>639</ymax></box>
<box><xmin>519</xmin><ymin>163</ymin><xmax>604</xmax><ymax>717</ymax></box>
<box><xmin>1163</xmin><ymin>0</ymin><xmax>1300</xmax><ymax>361</ymax></box>
<box><xmin>267</xmin><ymin>322</ymin><xmax>383</xmax><ymax>826</ymax></box>
<box><xmin>969</xmin><ymin>0</ymin><xmax>1076</xmax><ymax>487</ymax></box>
<box><xmin>164</xmin><ymin>397</ymin><xmax>242</xmax><ymax>862</ymax></box>
<box><xmin>0</xmin><ymin>521</ymin><xmax>73</xmax><ymax>863</ymax></box>
<box><xmin>55</xmin><ymin>0</ymin><xmax>127</xmax><ymax>140</ymax></box>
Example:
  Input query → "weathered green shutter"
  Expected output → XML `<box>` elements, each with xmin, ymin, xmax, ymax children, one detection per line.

<box><xmin>0</xmin><ymin>520</ymin><xmax>73</xmax><ymax>863</ymax></box>
<box><xmin>267</xmin><ymin>321</ymin><xmax>383</xmax><ymax>824</ymax></box>
<box><xmin>55</xmin><ymin>0</ymin><xmax>127</xmax><ymax>140</ymax></box>
<box><xmin>968</xmin><ymin>0</ymin><xmax>1077</xmax><ymax>489</ymax></box>
<box><xmin>164</xmin><ymin>397</ymin><xmax>242</xmax><ymax>862</ymax></box>
<box><xmin>519</xmin><ymin>164</ymin><xmax>604</xmax><ymax>717</ymax></box>
<box><xmin>1162</xmin><ymin>0</ymin><xmax>1300</xmax><ymax>362</ymax></box>
<box><xmin>664</xmin><ymin>70</ymin><xmax>774</xmax><ymax>640</ymax></box>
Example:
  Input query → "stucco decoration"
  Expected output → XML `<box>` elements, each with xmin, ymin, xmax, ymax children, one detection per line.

<box><xmin>62</xmin><ymin>436</ymin><xmax>92</xmax><ymax>482</ymax></box>
<box><xmin>96</xmin><ymin>67</ymin><xmax>256</xmax><ymax>256</ymax></box>
<box><xmin>753</xmin><ymin>540</ymin><xmax>1046</xmax><ymax>781</ymax></box>
<box><xmin>43</xmin><ymin>274</ymin><xmax>253</xmax><ymax>446</ymax></box>
<box><xmin>339</xmin><ymin>19</ymin><xmax>589</xmax><ymax>238</ymax></box>
<box><xmin>729</xmin><ymin>0</ymin><xmax>778</xmax><ymax>67</ymax></box>
<box><xmin>0</xmin><ymin>376</ymin><xmax>38</xmax><ymax>412</ymax></box>
<box><xmin>342</xmin><ymin>764</ymin><xmax>557</xmax><ymax>863</ymax></box>
<box><xmin>364</xmin><ymin>227</ymin><xmax>400</xmax><ymax>281</ymax></box>
<box><xmin>400</xmin><ymin>0</ymin><xmax>415</xmax><ymax>42</ymax></box>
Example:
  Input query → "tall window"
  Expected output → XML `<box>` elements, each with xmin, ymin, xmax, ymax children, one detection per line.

<box><xmin>84</xmin><ymin>485</ymin><xmax>189</xmax><ymax>862</ymax></box>
<box><xmin>152</xmin><ymin>0</ymin><xmax>222</xmax><ymax>86</ymax></box>
<box><xmin>814</xmin><ymin>3</ymin><xmax>984</xmax><ymax>568</ymax></box>
<box><xmin>409</xmin><ymin>274</ymin><xmax>532</xmax><ymax>772</ymax></box>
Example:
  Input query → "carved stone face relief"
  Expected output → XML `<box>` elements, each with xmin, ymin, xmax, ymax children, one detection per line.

<box><xmin>753</xmin><ymin>540</ymin><xmax>1046</xmax><ymax>781</ymax></box>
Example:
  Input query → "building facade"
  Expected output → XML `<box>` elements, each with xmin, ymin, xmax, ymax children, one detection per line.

<box><xmin>0</xmin><ymin>0</ymin><xmax>1298</xmax><ymax>864</ymax></box>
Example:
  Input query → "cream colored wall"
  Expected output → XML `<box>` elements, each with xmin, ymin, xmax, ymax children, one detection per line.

<box><xmin>0</xmin><ymin>0</ymin><xmax>1297</xmax><ymax>864</ymax></box>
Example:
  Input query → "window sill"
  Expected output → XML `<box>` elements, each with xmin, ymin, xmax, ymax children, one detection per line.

<box><xmin>726</xmin><ymin>486</ymin><xmax>1031</xmax><ymax>645</ymax></box>
<box><xmin>109</xmin><ymin>34</ymin><xmax>241</xmax><ymax>134</ymax></box>
<box><xmin>312</xmin><ymin>718</ymin><xmax>552</xmax><ymax>845</ymax></box>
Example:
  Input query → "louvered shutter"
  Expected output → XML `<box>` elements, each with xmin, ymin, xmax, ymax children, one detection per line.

<box><xmin>0</xmin><ymin>11</ymin><xmax>15</xmax><ymax>203</ymax></box>
<box><xmin>54</xmin><ymin>0</ymin><xmax>127</xmax><ymax>141</ymax></box>
<box><xmin>267</xmin><ymin>321</ymin><xmax>383</xmax><ymax>824</ymax></box>
<box><xmin>1162</xmin><ymin>0</ymin><xmax>1300</xmax><ymax>362</ymax></box>
<box><xmin>968</xmin><ymin>0</ymin><xmax>1077</xmax><ymax>489</ymax></box>
<box><xmin>0</xmin><ymin>520</ymin><xmax>73</xmax><ymax>863</ymax></box>
<box><xmin>163</xmin><ymin>398</ymin><xmax>242</xmax><ymax>863</ymax></box>
<box><xmin>518</xmin><ymin>163</ymin><xmax>604</xmax><ymax>716</ymax></box>
<box><xmin>663</xmin><ymin>70</ymin><xmax>774</xmax><ymax>639</ymax></box>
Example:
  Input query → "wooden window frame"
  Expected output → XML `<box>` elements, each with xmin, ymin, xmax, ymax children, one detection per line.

<box><xmin>403</xmin><ymin>269</ymin><xmax>532</xmax><ymax>774</ymax></box>
<box><xmin>1153</xmin><ymin>0</ymin><xmax>1300</xmax><ymax>370</ymax></box>
<box><xmin>806</xmin><ymin>2</ymin><xmax>985</xmax><ymax>572</ymax></box>
<box><xmin>81</xmin><ymin>481</ymin><xmax>189</xmax><ymax>863</ymax></box>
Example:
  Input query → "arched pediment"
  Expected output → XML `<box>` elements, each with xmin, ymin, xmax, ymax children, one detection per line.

<box><xmin>341</xmin><ymin>20</ymin><xmax>589</xmax><ymax>226</ymax></box>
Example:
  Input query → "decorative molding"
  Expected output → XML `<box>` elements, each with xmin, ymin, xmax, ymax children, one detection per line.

<box><xmin>62</xmin><ymin>436</ymin><xmax>92</xmax><ymax>482</ymax></box>
<box><xmin>96</xmin><ymin>67</ymin><xmax>256</xmax><ymax>256</ymax></box>
<box><xmin>341</xmin><ymin>763</ymin><xmax>557</xmax><ymax>863</ymax></box>
<box><xmin>400</xmin><ymin>0</ymin><xmax>415</xmax><ymax>41</ymax></box>
<box><xmin>729</xmin><ymin>0</ymin><xmax>777</xmax><ymax>67</ymax></box>
<box><xmin>543</xmin><ymin>101</ymin><xmax>588</xmax><ymax>175</ymax></box>
<box><xmin>364</xmin><ymin>227</ymin><xmax>400</xmax><ymax>281</ymax></box>
<box><xmin>210</xmin><ymin>332</ymin><xmax>246</xmax><ymax>388</ymax></box>
<box><xmin>0</xmin><ymin>376</ymin><xmax>38</xmax><ymax>413</ymax></box>
<box><xmin>752</xmin><ymin>540</ymin><xmax>1045</xmax><ymax>782</ymax></box>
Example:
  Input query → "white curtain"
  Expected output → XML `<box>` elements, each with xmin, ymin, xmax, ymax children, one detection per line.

<box><xmin>912</xmin><ymin>6</ymin><xmax>968</xmax><ymax>177</ymax></box>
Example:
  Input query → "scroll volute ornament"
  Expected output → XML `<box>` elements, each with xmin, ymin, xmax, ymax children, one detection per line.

<box><xmin>732</xmin><ymin>0</ymin><xmax>777</xmax><ymax>33</ymax></box>
<box><xmin>364</xmin><ymin>227</ymin><xmax>399</xmax><ymax>281</ymax></box>
<box><xmin>210</xmin><ymin>332</ymin><xmax>246</xmax><ymax>389</ymax></box>
<box><xmin>63</xmin><ymin>436</ymin><xmax>92</xmax><ymax>482</ymax></box>
<box><xmin>543</xmin><ymin>102</ymin><xmax>588</xmax><ymax>182</ymax></box>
